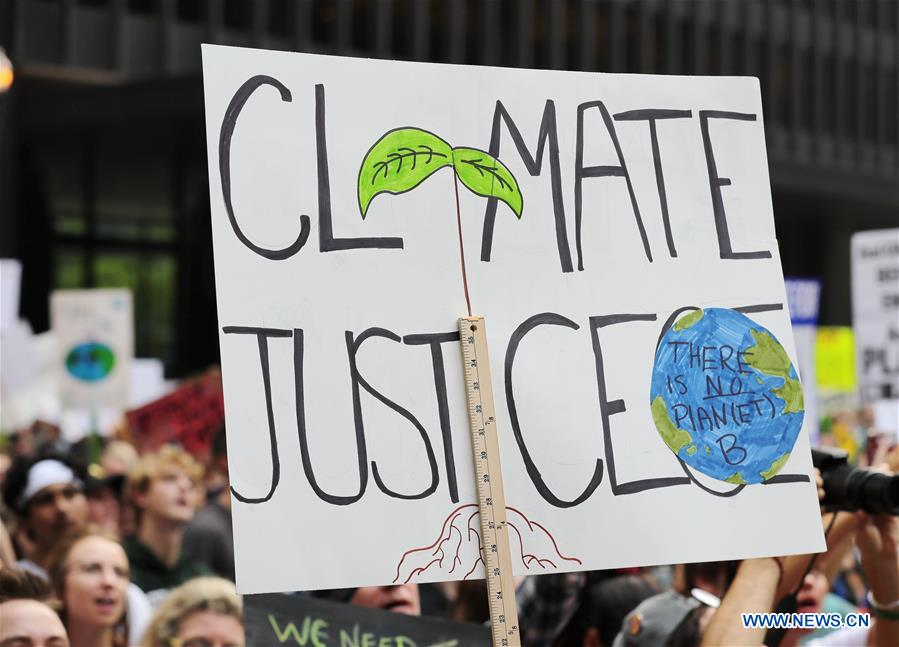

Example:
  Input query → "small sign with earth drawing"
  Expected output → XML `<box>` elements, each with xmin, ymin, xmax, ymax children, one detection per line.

<box><xmin>51</xmin><ymin>289</ymin><xmax>134</xmax><ymax>413</ymax></box>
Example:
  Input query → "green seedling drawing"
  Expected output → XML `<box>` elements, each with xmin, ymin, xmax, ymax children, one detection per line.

<box><xmin>358</xmin><ymin>127</ymin><xmax>523</xmax><ymax>219</ymax></box>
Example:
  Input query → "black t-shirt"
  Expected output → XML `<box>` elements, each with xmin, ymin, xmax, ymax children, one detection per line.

<box><xmin>122</xmin><ymin>535</ymin><xmax>210</xmax><ymax>605</ymax></box>
<box><xmin>183</xmin><ymin>500</ymin><xmax>235</xmax><ymax>581</ymax></box>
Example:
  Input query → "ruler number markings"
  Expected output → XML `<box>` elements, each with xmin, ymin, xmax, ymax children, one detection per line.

<box><xmin>459</xmin><ymin>317</ymin><xmax>521</xmax><ymax>647</ymax></box>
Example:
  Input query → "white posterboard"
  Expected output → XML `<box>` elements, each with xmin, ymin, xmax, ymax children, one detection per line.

<box><xmin>851</xmin><ymin>229</ymin><xmax>899</xmax><ymax>403</ymax></box>
<box><xmin>51</xmin><ymin>289</ymin><xmax>134</xmax><ymax>412</ymax></box>
<box><xmin>202</xmin><ymin>46</ymin><xmax>824</xmax><ymax>594</ymax></box>
<box><xmin>0</xmin><ymin>259</ymin><xmax>22</xmax><ymax>329</ymax></box>
<box><xmin>785</xmin><ymin>278</ymin><xmax>820</xmax><ymax>444</ymax></box>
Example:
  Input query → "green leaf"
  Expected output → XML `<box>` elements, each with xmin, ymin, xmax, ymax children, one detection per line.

<box><xmin>358</xmin><ymin>128</ymin><xmax>453</xmax><ymax>217</ymax></box>
<box><xmin>451</xmin><ymin>147</ymin><xmax>523</xmax><ymax>218</ymax></box>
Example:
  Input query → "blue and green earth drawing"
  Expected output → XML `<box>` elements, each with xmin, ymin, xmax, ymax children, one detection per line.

<box><xmin>650</xmin><ymin>308</ymin><xmax>804</xmax><ymax>485</ymax></box>
<box><xmin>65</xmin><ymin>342</ymin><xmax>116</xmax><ymax>382</ymax></box>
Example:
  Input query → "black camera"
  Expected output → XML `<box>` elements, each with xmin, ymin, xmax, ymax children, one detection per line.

<box><xmin>812</xmin><ymin>447</ymin><xmax>899</xmax><ymax>516</ymax></box>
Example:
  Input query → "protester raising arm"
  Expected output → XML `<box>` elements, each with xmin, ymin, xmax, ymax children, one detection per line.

<box><xmin>702</xmin><ymin>474</ymin><xmax>823</xmax><ymax>647</ymax></box>
<box><xmin>857</xmin><ymin>513</ymin><xmax>899</xmax><ymax>647</ymax></box>
<box><xmin>700</xmin><ymin>556</ymin><xmax>783</xmax><ymax>647</ymax></box>
<box><xmin>774</xmin><ymin>471</ymin><xmax>852</xmax><ymax>599</ymax></box>
<box><xmin>702</xmin><ymin>512</ymin><xmax>899</xmax><ymax>647</ymax></box>
<box><xmin>776</xmin><ymin>512</ymin><xmax>856</xmax><ymax>601</ymax></box>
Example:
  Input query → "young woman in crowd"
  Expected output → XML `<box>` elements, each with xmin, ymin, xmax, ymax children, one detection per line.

<box><xmin>141</xmin><ymin>576</ymin><xmax>243</xmax><ymax>647</ymax></box>
<box><xmin>47</xmin><ymin>526</ymin><xmax>131</xmax><ymax>647</ymax></box>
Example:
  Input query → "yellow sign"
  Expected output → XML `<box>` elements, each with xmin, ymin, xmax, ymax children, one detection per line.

<box><xmin>0</xmin><ymin>48</ymin><xmax>12</xmax><ymax>93</ymax></box>
<box><xmin>815</xmin><ymin>327</ymin><xmax>857</xmax><ymax>390</ymax></box>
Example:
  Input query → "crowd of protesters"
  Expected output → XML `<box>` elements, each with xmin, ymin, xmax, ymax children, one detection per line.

<box><xmin>0</xmin><ymin>414</ymin><xmax>896</xmax><ymax>647</ymax></box>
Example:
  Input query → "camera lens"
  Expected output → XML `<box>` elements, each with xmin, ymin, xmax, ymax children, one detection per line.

<box><xmin>847</xmin><ymin>470</ymin><xmax>899</xmax><ymax>516</ymax></box>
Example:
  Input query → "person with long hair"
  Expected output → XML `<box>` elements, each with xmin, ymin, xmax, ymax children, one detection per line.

<box><xmin>47</xmin><ymin>526</ymin><xmax>131</xmax><ymax>647</ymax></box>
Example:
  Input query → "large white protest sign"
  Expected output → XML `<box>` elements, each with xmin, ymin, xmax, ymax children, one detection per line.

<box><xmin>51</xmin><ymin>289</ymin><xmax>133</xmax><ymax>412</ymax></box>
<box><xmin>202</xmin><ymin>46</ymin><xmax>824</xmax><ymax>594</ymax></box>
<box><xmin>851</xmin><ymin>229</ymin><xmax>899</xmax><ymax>404</ymax></box>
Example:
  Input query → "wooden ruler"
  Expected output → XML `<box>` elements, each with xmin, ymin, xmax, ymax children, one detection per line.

<box><xmin>459</xmin><ymin>316</ymin><xmax>521</xmax><ymax>647</ymax></box>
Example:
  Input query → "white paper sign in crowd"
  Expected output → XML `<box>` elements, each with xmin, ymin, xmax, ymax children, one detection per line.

<box><xmin>785</xmin><ymin>278</ymin><xmax>820</xmax><ymax>445</ymax></box>
<box><xmin>202</xmin><ymin>46</ymin><xmax>825</xmax><ymax>594</ymax></box>
<box><xmin>51</xmin><ymin>289</ymin><xmax>133</xmax><ymax>411</ymax></box>
<box><xmin>851</xmin><ymin>229</ymin><xmax>899</xmax><ymax>404</ymax></box>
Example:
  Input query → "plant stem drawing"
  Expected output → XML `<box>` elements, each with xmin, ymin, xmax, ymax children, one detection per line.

<box><xmin>359</xmin><ymin>129</ymin><xmax>543</xmax><ymax>584</ymax></box>
<box><xmin>358</xmin><ymin>128</ymin><xmax>523</xmax><ymax>219</ymax></box>
<box><xmin>393</xmin><ymin>504</ymin><xmax>581</xmax><ymax>585</ymax></box>
<box><xmin>358</xmin><ymin>127</ymin><xmax>524</xmax><ymax>315</ymax></box>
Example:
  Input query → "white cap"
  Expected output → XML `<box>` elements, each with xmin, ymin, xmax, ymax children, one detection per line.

<box><xmin>18</xmin><ymin>459</ymin><xmax>83</xmax><ymax>509</ymax></box>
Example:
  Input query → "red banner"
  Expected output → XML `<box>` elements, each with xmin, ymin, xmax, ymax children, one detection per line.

<box><xmin>126</xmin><ymin>368</ymin><xmax>224</xmax><ymax>460</ymax></box>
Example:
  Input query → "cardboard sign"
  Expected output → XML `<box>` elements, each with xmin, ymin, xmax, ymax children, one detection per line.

<box><xmin>851</xmin><ymin>229</ymin><xmax>899</xmax><ymax>402</ymax></box>
<box><xmin>244</xmin><ymin>594</ymin><xmax>490</xmax><ymax>647</ymax></box>
<box><xmin>202</xmin><ymin>46</ymin><xmax>824</xmax><ymax>594</ymax></box>
<box><xmin>50</xmin><ymin>289</ymin><xmax>133</xmax><ymax>411</ymax></box>
<box><xmin>815</xmin><ymin>328</ymin><xmax>857</xmax><ymax>392</ymax></box>
<box><xmin>129</xmin><ymin>358</ymin><xmax>171</xmax><ymax>409</ymax></box>
<box><xmin>0</xmin><ymin>258</ymin><xmax>22</xmax><ymax>330</ymax></box>
<box><xmin>814</xmin><ymin>326</ymin><xmax>860</xmax><ymax>452</ymax></box>
<box><xmin>785</xmin><ymin>278</ymin><xmax>821</xmax><ymax>443</ymax></box>
<box><xmin>872</xmin><ymin>399</ymin><xmax>899</xmax><ymax>439</ymax></box>
<box><xmin>125</xmin><ymin>368</ymin><xmax>224</xmax><ymax>460</ymax></box>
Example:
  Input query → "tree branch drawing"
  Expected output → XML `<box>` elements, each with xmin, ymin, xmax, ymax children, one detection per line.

<box><xmin>392</xmin><ymin>504</ymin><xmax>581</xmax><ymax>585</ymax></box>
<box><xmin>358</xmin><ymin>128</ymin><xmax>523</xmax><ymax>220</ymax></box>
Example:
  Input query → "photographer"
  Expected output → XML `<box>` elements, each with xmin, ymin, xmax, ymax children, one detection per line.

<box><xmin>702</xmin><ymin>466</ymin><xmax>899</xmax><ymax>647</ymax></box>
<box><xmin>835</xmin><ymin>511</ymin><xmax>899</xmax><ymax>647</ymax></box>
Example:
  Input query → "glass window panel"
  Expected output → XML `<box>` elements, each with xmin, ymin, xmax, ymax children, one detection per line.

<box><xmin>55</xmin><ymin>208</ymin><xmax>87</xmax><ymax>235</ymax></box>
<box><xmin>139</xmin><ymin>254</ymin><xmax>176</xmax><ymax>367</ymax></box>
<box><xmin>94</xmin><ymin>252</ymin><xmax>138</xmax><ymax>289</ymax></box>
<box><xmin>29</xmin><ymin>136</ymin><xmax>84</xmax><ymax>235</ymax></box>
<box><xmin>94</xmin><ymin>251</ymin><xmax>176</xmax><ymax>368</ymax></box>
<box><xmin>54</xmin><ymin>248</ymin><xmax>85</xmax><ymax>289</ymax></box>
<box><xmin>95</xmin><ymin>128</ymin><xmax>174</xmax><ymax>242</ymax></box>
